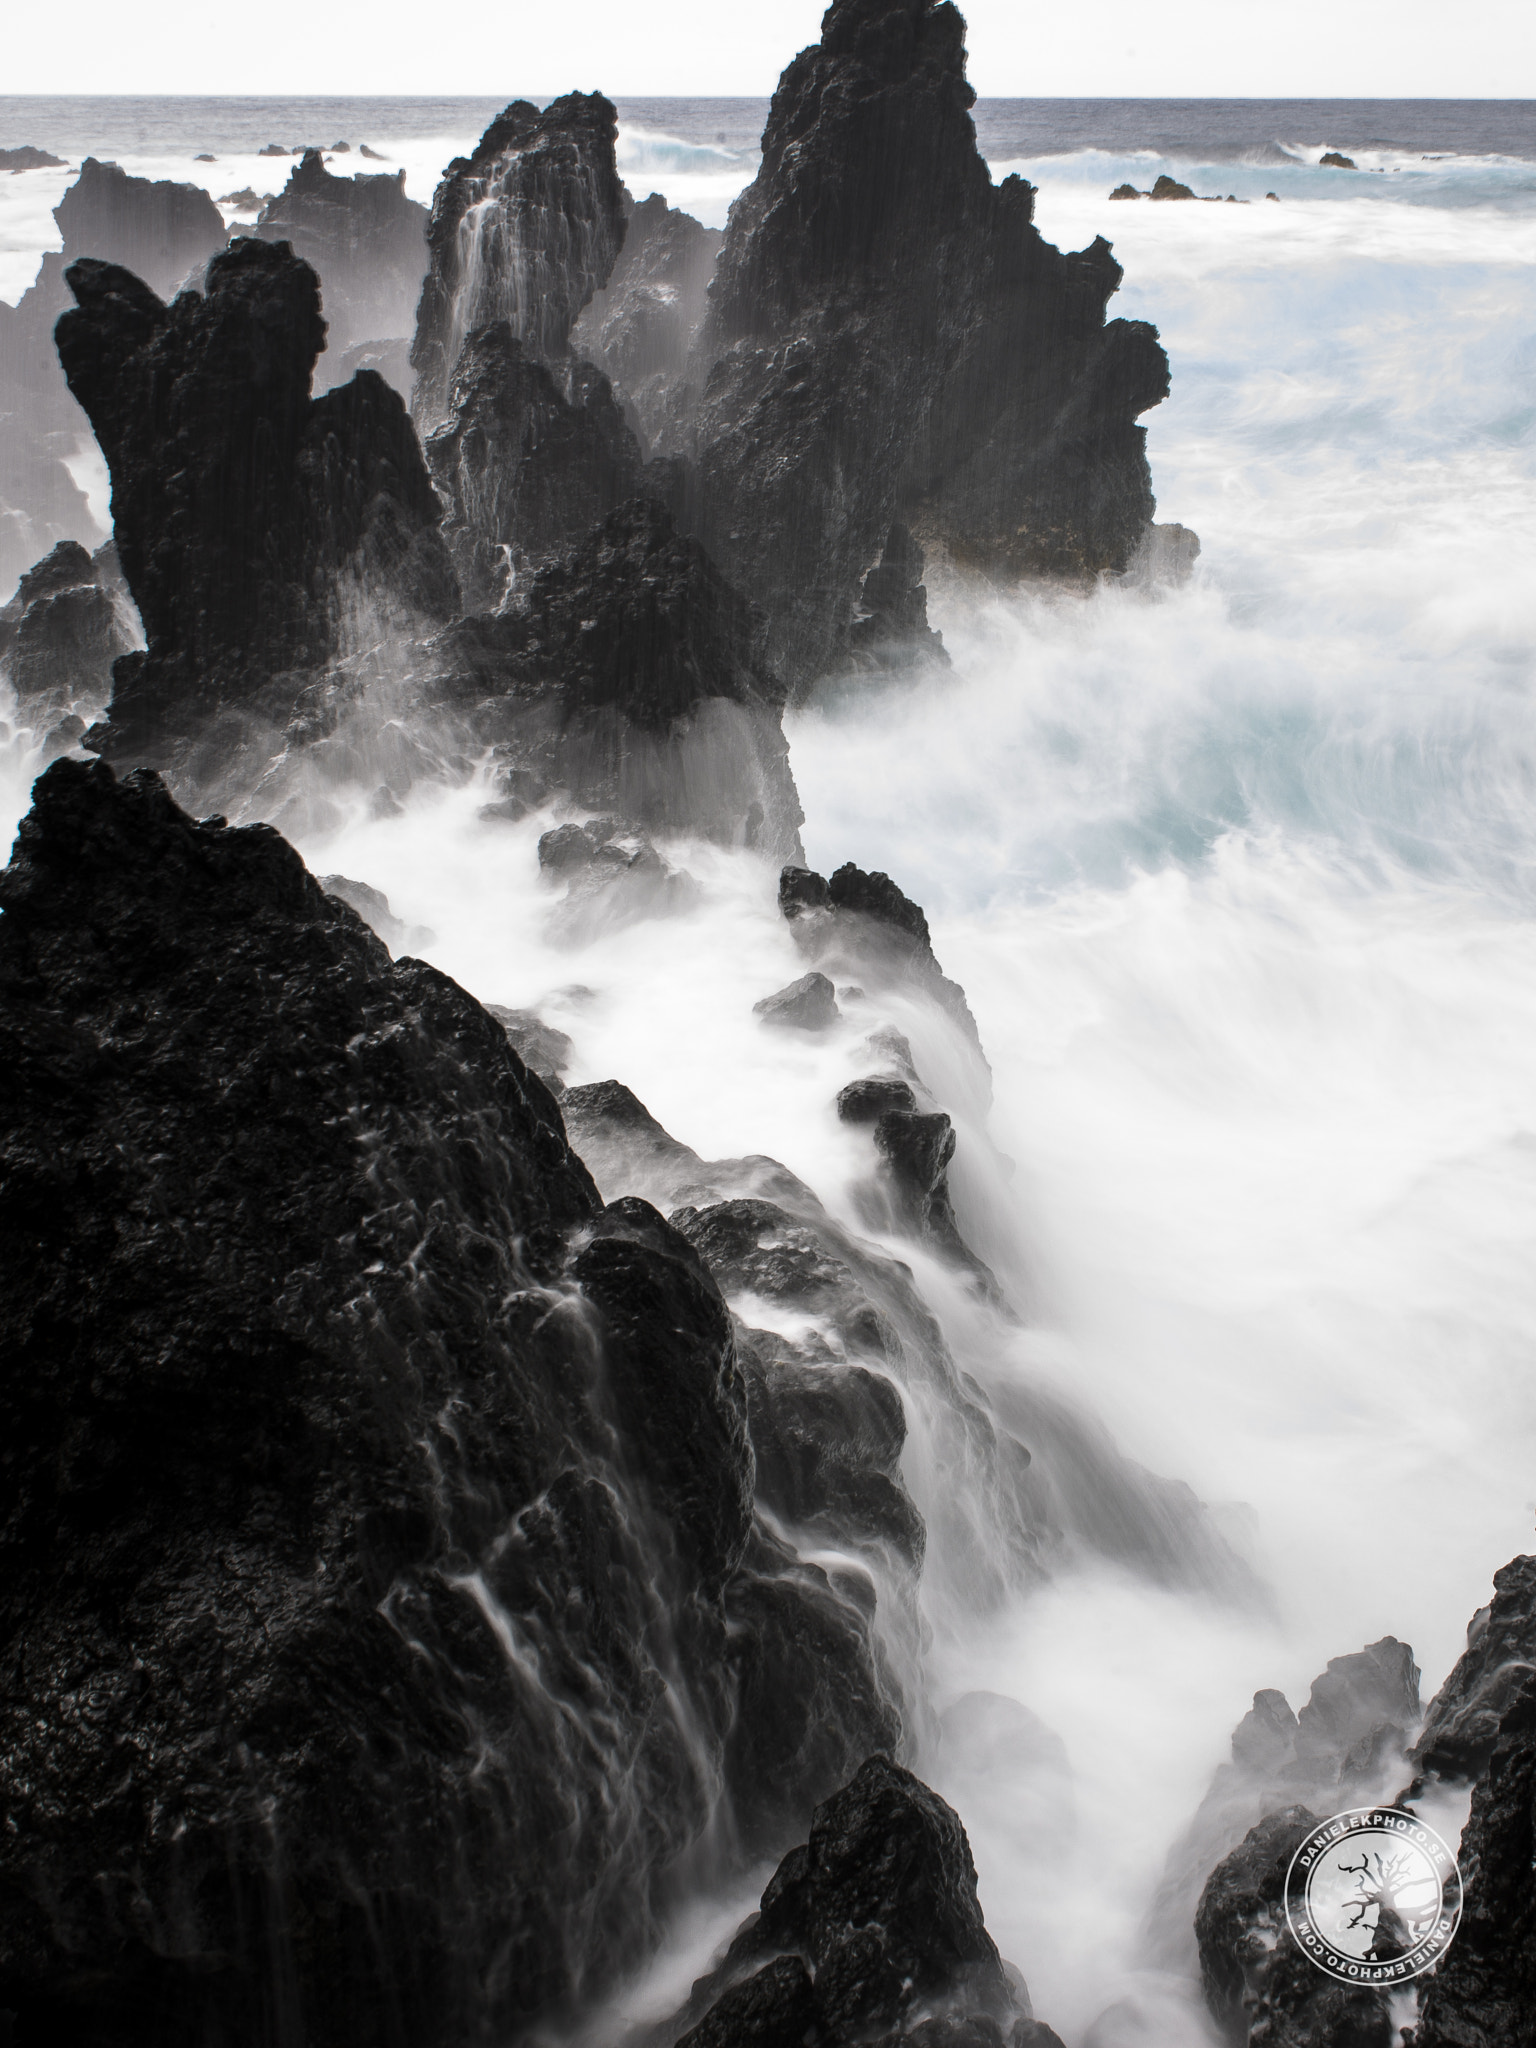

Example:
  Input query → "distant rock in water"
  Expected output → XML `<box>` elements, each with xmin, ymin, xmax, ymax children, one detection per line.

<box><xmin>671</xmin><ymin>0</ymin><xmax>1176</xmax><ymax>694</ymax></box>
<box><xmin>0</xmin><ymin>757</ymin><xmax>902</xmax><ymax>2045</ymax></box>
<box><xmin>1320</xmin><ymin>151</ymin><xmax>1357</xmax><ymax>169</ymax></box>
<box><xmin>1151</xmin><ymin>174</ymin><xmax>1197</xmax><ymax>200</ymax></box>
<box><xmin>56</xmin><ymin>238</ymin><xmax>458</xmax><ymax>775</ymax></box>
<box><xmin>411</xmin><ymin>94</ymin><xmax>626</xmax><ymax>429</ymax></box>
<box><xmin>572</xmin><ymin>189</ymin><xmax>723</xmax><ymax>452</ymax></box>
<box><xmin>0</xmin><ymin>536</ymin><xmax>139</xmax><ymax>742</ymax></box>
<box><xmin>252</xmin><ymin>148</ymin><xmax>429</xmax><ymax>371</ymax></box>
<box><xmin>0</xmin><ymin>145</ymin><xmax>66</xmax><ymax>170</ymax></box>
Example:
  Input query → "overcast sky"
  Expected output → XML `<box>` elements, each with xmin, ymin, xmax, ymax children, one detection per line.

<box><xmin>4</xmin><ymin>0</ymin><xmax>1531</xmax><ymax>98</ymax></box>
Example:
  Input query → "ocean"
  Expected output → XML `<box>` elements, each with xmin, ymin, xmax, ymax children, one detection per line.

<box><xmin>3</xmin><ymin>89</ymin><xmax>1535</xmax><ymax>2046</ymax></box>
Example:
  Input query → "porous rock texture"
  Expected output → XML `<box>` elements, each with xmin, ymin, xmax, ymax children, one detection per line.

<box><xmin>1410</xmin><ymin>1554</ymin><xmax>1536</xmax><ymax>2048</ymax></box>
<box><xmin>664</xmin><ymin>1755</ymin><xmax>1042</xmax><ymax>2048</ymax></box>
<box><xmin>1175</xmin><ymin>1637</ymin><xmax>1422</xmax><ymax>2032</ymax></box>
<box><xmin>252</xmin><ymin>148</ymin><xmax>429</xmax><ymax>370</ymax></box>
<box><xmin>572</xmin><ymin>189</ymin><xmax>724</xmax><ymax>452</ymax></box>
<box><xmin>55</xmin><ymin>237</ymin><xmax>458</xmax><ymax>771</ymax></box>
<box><xmin>0</xmin><ymin>537</ymin><xmax>138</xmax><ymax>739</ymax></box>
<box><xmin>0</xmin><ymin>158</ymin><xmax>228</xmax><ymax>593</ymax></box>
<box><xmin>410</xmin><ymin>94</ymin><xmax>627</xmax><ymax>430</ymax></box>
<box><xmin>425</xmin><ymin>320</ymin><xmax>646</xmax><ymax>608</ymax></box>
<box><xmin>422</xmin><ymin>495</ymin><xmax>804</xmax><ymax>854</ymax></box>
<box><xmin>0</xmin><ymin>756</ymin><xmax>891</xmax><ymax>2045</ymax></box>
<box><xmin>673</xmin><ymin>0</ymin><xmax>1175</xmax><ymax>692</ymax></box>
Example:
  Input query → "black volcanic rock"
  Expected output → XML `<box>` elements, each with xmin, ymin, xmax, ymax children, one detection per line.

<box><xmin>1151</xmin><ymin>174</ymin><xmax>1197</xmax><ymax>200</ymax></box>
<box><xmin>572</xmin><ymin>190</ymin><xmax>723</xmax><ymax>451</ymax></box>
<box><xmin>0</xmin><ymin>158</ymin><xmax>228</xmax><ymax>594</ymax></box>
<box><xmin>838</xmin><ymin>1074</ymin><xmax>919</xmax><ymax>1122</ymax></box>
<box><xmin>56</xmin><ymin>238</ymin><xmax>458</xmax><ymax>769</ymax></box>
<box><xmin>425</xmin><ymin>320</ymin><xmax>647</xmax><ymax>607</ymax></box>
<box><xmin>1156</xmin><ymin>1639</ymin><xmax>1422</xmax><ymax>1989</ymax></box>
<box><xmin>847</xmin><ymin>522</ymin><xmax>948</xmax><ymax>672</ymax></box>
<box><xmin>754</xmin><ymin>969</ymin><xmax>840</xmax><ymax>1030</ymax></box>
<box><xmin>0</xmin><ymin>146</ymin><xmax>66</xmax><ymax>170</ymax></box>
<box><xmin>0</xmin><ymin>536</ymin><xmax>138</xmax><ymax>734</ymax></box>
<box><xmin>411</xmin><ymin>95</ymin><xmax>627</xmax><ymax>428</ymax></box>
<box><xmin>1194</xmin><ymin>1806</ymin><xmax>1396</xmax><ymax>2048</ymax></box>
<box><xmin>252</xmin><ymin>148</ymin><xmax>429</xmax><ymax>368</ymax></box>
<box><xmin>677</xmin><ymin>0</ymin><xmax>1174</xmax><ymax>692</ymax></box>
<box><xmin>1410</xmin><ymin>1553</ymin><xmax>1536</xmax><ymax>1787</ymax></box>
<box><xmin>780</xmin><ymin>858</ymin><xmax>983</xmax><ymax>1053</ymax></box>
<box><xmin>669</xmin><ymin>1757</ymin><xmax>1022</xmax><ymax>2046</ymax></box>
<box><xmin>0</xmin><ymin>757</ymin><xmax>785</xmax><ymax>2045</ymax></box>
<box><xmin>1413</xmin><ymin>1671</ymin><xmax>1536</xmax><ymax>2048</ymax></box>
<box><xmin>421</xmin><ymin>496</ymin><xmax>803</xmax><ymax>854</ymax></box>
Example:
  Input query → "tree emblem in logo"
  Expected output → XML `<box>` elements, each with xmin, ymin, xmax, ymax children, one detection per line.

<box><xmin>1285</xmin><ymin>1807</ymin><xmax>1462</xmax><ymax>1983</ymax></box>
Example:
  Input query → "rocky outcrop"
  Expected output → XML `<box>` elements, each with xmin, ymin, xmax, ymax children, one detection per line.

<box><xmin>674</xmin><ymin>0</ymin><xmax>1174</xmax><ymax>692</ymax></box>
<box><xmin>420</xmin><ymin>496</ymin><xmax>802</xmax><ymax>854</ymax></box>
<box><xmin>0</xmin><ymin>756</ymin><xmax>911</xmax><ymax>2046</ymax></box>
<box><xmin>847</xmin><ymin>522</ymin><xmax>948</xmax><ymax>674</ymax></box>
<box><xmin>424</xmin><ymin>320</ymin><xmax>646</xmax><ymax>608</ymax></box>
<box><xmin>1407</xmin><ymin>1554</ymin><xmax>1536</xmax><ymax>2048</ymax></box>
<box><xmin>779</xmin><ymin>859</ymin><xmax>984</xmax><ymax>1056</ymax></box>
<box><xmin>0</xmin><ymin>537</ymin><xmax>138</xmax><ymax>740</ymax></box>
<box><xmin>664</xmin><ymin>1756</ymin><xmax>1043</xmax><ymax>2048</ymax></box>
<box><xmin>251</xmin><ymin>148</ymin><xmax>429</xmax><ymax>370</ymax></box>
<box><xmin>1194</xmin><ymin>1806</ymin><xmax>1396</xmax><ymax>2048</ymax></box>
<box><xmin>410</xmin><ymin>95</ymin><xmax>627</xmax><ymax>430</ymax></box>
<box><xmin>0</xmin><ymin>158</ymin><xmax>229</xmax><ymax>594</ymax></box>
<box><xmin>755</xmin><ymin>970</ymin><xmax>841</xmax><ymax>1030</ymax></box>
<box><xmin>572</xmin><ymin>190</ymin><xmax>723</xmax><ymax>452</ymax></box>
<box><xmin>1170</xmin><ymin>1639</ymin><xmax>1422</xmax><ymax>2011</ymax></box>
<box><xmin>56</xmin><ymin>238</ymin><xmax>458</xmax><ymax>771</ymax></box>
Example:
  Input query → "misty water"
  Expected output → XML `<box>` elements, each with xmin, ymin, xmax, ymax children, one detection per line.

<box><xmin>3</xmin><ymin>100</ymin><xmax>1535</xmax><ymax>2048</ymax></box>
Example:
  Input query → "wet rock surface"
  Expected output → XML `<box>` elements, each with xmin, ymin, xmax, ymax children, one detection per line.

<box><xmin>425</xmin><ymin>319</ymin><xmax>647</xmax><ymax>607</ymax></box>
<box><xmin>0</xmin><ymin>158</ymin><xmax>229</xmax><ymax>593</ymax></box>
<box><xmin>666</xmin><ymin>1756</ymin><xmax>1027</xmax><ymax>2048</ymax></box>
<box><xmin>755</xmin><ymin>969</ymin><xmax>841</xmax><ymax>1031</ymax></box>
<box><xmin>56</xmin><ymin>237</ymin><xmax>458</xmax><ymax>773</ymax></box>
<box><xmin>0</xmin><ymin>757</ymin><xmax>900</xmax><ymax>2045</ymax></box>
<box><xmin>423</xmin><ymin>497</ymin><xmax>802</xmax><ymax>854</ymax></box>
<box><xmin>410</xmin><ymin>95</ymin><xmax>627</xmax><ymax>428</ymax></box>
<box><xmin>252</xmin><ymin>148</ymin><xmax>429</xmax><ymax>370</ymax></box>
<box><xmin>573</xmin><ymin>190</ymin><xmax>723</xmax><ymax>451</ymax></box>
<box><xmin>0</xmin><ymin>537</ymin><xmax>138</xmax><ymax>735</ymax></box>
<box><xmin>1166</xmin><ymin>1639</ymin><xmax>1423</xmax><ymax>1996</ymax></box>
<box><xmin>674</xmin><ymin>0</ymin><xmax>1174</xmax><ymax>692</ymax></box>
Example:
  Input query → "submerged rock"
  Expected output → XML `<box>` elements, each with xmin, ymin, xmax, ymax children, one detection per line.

<box><xmin>251</xmin><ymin>148</ymin><xmax>429</xmax><ymax>370</ymax></box>
<box><xmin>56</xmin><ymin>238</ymin><xmax>458</xmax><ymax>772</ymax></box>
